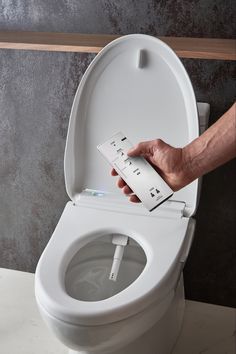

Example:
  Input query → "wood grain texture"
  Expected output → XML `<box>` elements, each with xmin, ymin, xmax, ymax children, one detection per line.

<box><xmin>0</xmin><ymin>31</ymin><xmax>235</xmax><ymax>60</ymax></box>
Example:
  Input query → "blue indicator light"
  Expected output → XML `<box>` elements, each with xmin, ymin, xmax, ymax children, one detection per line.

<box><xmin>91</xmin><ymin>191</ymin><xmax>105</xmax><ymax>197</ymax></box>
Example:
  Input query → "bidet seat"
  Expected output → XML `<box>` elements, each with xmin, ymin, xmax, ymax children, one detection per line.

<box><xmin>35</xmin><ymin>202</ymin><xmax>192</xmax><ymax>326</ymax></box>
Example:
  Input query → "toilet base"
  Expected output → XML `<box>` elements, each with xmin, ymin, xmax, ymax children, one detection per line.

<box><xmin>67</xmin><ymin>275</ymin><xmax>185</xmax><ymax>354</ymax></box>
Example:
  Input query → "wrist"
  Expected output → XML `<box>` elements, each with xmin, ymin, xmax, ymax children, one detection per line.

<box><xmin>164</xmin><ymin>147</ymin><xmax>196</xmax><ymax>192</ymax></box>
<box><xmin>181</xmin><ymin>140</ymin><xmax>203</xmax><ymax>186</ymax></box>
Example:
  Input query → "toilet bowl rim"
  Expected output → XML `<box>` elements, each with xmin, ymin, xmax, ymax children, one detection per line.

<box><xmin>35</xmin><ymin>203</ymin><xmax>190</xmax><ymax>326</ymax></box>
<box><xmin>36</xmin><ymin>282</ymin><xmax>175</xmax><ymax>330</ymax></box>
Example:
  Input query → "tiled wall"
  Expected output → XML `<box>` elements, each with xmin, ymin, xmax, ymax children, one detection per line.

<box><xmin>0</xmin><ymin>1</ymin><xmax>235</xmax><ymax>307</ymax></box>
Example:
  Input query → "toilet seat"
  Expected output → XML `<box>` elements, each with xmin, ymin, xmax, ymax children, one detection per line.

<box><xmin>35</xmin><ymin>202</ymin><xmax>194</xmax><ymax>326</ymax></box>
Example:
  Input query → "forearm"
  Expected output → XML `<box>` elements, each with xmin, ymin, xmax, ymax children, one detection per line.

<box><xmin>183</xmin><ymin>102</ymin><xmax>236</xmax><ymax>183</ymax></box>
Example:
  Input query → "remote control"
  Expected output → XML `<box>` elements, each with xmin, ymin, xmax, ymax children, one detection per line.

<box><xmin>97</xmin><ymin>132</ymin><xmax>173</xmax><ymax>212</ymax></box>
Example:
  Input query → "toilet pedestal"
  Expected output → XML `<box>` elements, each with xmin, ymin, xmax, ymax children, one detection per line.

<box><xmin>68</xmin><ymin>275</ymin><xmax>185</xmax><ymax>354</ymax></box>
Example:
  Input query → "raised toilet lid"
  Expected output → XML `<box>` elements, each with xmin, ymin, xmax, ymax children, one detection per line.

<box><xmin>64</xmin><ymin>34</ymin><xmax>199</xmax><ymax>216</ymax></box>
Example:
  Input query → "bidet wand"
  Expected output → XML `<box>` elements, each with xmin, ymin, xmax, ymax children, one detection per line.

<box><xmin>109</xmin><ymin>235</ymin><xmax>129</xmax><ymax>281</ymax></box>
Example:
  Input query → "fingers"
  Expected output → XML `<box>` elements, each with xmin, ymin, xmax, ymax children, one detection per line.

<box><xmin>111</xmin><ymin>168</ymin><xmax>118</xmax><ymax>176</ymax></box>
<box><xmin>117</xmin><ymin>178</ymin><xmax>132</xmax><ymax>194</ymax></box>
<box><xmin>111</xmin><ymin>170</ymin><xmax>141</xmax><ymax>203</ymax></box>
<box><xmin>127</xmin><ymin>141</ymin><xmax>154</xmax><ymax>157</ymax></box>
<box><xmin>129</xmin><ymin>194</ymin><xmax>141</xmax><ymax>203</ymax></box>
<box><xmin>111</xmin><ymin>170</ymin><xmax>135</xmax><ymax>191</ymax></box>
<box><xmin>118</xmin><ymin>179</ymin><xmax>141</xmax><ymax>202</ymax></box>
<box><xmin>111</xmin><ymin>169</ymin><xmax>126</xmax><ymax>188</ymax></box>
<box><xmin>123</xmin><ymin>184</ymin><xmax>141</xmax><ymax>203</ymax></box>
<box><xmin>117</xmin><ymin>177</ymin><xmax>126</xmax><ymax>188</ymax></box>
<box><xmin>122</xmin><ymin>184</ymin><xmax>133</xmax><ymax>194</ymax></box>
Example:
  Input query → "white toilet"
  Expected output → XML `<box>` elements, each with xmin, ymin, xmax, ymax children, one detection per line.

<box><xmin>35</xmin><ymin>34</ymin><xmax>210</xmax><ymax>354</ymax></box>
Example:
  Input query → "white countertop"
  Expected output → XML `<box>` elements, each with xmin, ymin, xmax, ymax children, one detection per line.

<box><xmin>0</xmin><ymin>268</ymin><xmax>235</xmax><ymax>354</ymax></box>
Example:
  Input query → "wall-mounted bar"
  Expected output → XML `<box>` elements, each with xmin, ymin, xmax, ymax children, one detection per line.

<box><xmin>0</xmin><ymin>31</ymin><xmax>235</xmax><ymax>60</ymax></box>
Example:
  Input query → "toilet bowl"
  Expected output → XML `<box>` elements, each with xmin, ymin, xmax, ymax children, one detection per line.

<box><xmin>35</xmin><ymin>34</ymin><xmax>210</xmax><ymax>354</ymax></box>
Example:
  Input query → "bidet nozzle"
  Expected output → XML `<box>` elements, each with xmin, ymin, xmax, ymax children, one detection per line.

<box><xmin>109</xmin><ymin>235</ymin><xmax>129</xmax><ymax>282</ymax></box>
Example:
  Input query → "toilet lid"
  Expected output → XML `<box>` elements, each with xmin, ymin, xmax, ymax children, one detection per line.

<box><xmin>64</xmin><ymin>34</ymin><xmax>199</xmax><ymax>216</ymax></box>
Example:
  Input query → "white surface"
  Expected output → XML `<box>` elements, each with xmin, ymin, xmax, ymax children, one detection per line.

<box><xmin>0</xmin><ymin>268</ymin><xmax>235</xmax><ymax>354</ymax></box>
<box><xmin>35</xmin><ymin>201</ymin><xmax>193</xmax><ymax>352</ymax></box>
<box><xmin>64</xmin><ymin>34</ymin><xmax>199</xmax><ymax>216</ymax></box>
<box><xmin>75</xmin><ymin>189</ymin><xmax>186</xmax><ymax>218</ymax></box>
<box><xmin>0</xmin><ymin>268</ymin><xmax>66</xmax><ymax>354</ymax></box>
<box><xmin>109</xmin><ymin>233</ymin><xmax>128</xmax><ymax>281</ymax></box>
<box><xmin>97</xmin><ymin>131</ymin><xmax>173</xmax><ymax>211</ymax></box>
<box><xmin>173</xmin><ymin>302</ymin><xmax>236</xmax><ymax>354</ymax></box>
<box><xmin>35</xmin><ymin>201</ymin><xmax>191</xmax><ymax>325</ymax></box>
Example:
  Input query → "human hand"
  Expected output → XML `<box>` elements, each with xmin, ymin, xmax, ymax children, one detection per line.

<box><xmin>111</xmin><ymin>139</ymin><xmax>192</xmax><ymax>203</ymax></box>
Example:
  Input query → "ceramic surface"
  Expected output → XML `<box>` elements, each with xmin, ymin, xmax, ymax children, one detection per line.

<box><xmin>0</xmin><ymin>268</ymin><xmax>235</xmax><ymax>354</ymax></box>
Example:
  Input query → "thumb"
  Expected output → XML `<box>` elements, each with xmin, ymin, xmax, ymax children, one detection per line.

<box><xmin>127</xmin><ymin>141</ymin><xmax>154</xmax><ymax>157</ymax></box>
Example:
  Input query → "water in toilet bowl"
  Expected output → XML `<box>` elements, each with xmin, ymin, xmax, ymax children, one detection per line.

<box><xmin>65</xmin><ymin>235</ymin><xmax>146</xmax><ymax>302</ymax></box>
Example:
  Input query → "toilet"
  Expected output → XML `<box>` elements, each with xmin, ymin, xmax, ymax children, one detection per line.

<box><xmin>35</xmin><ymin>34</ymin><xmax>210</xmax><ymax>354</ymax></box>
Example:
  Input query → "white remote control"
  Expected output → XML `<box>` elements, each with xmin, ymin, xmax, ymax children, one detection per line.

<box><xmin>97</xmin><ymin>132</ymin><xmax>173</xmax><ymax>212</ymax></box>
